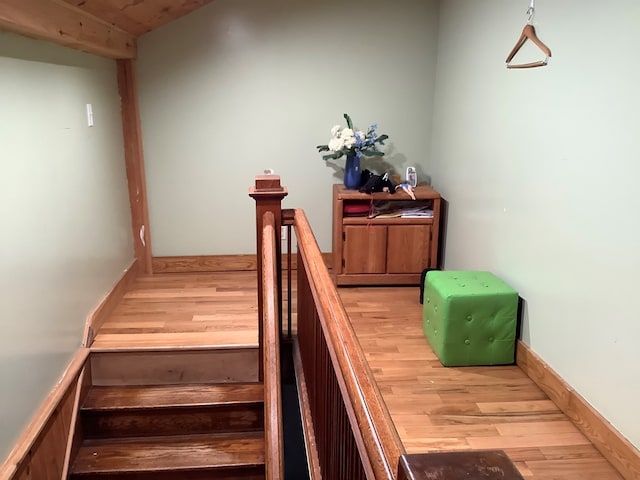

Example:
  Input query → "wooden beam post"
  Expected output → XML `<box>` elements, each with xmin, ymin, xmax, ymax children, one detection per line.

<box><xmin>249</xmin><ymin>175</ymin><xmax>288</xmax><ymax>380</ymax></box>
<box><xmin>117</xmin><ymin>59</ymin><xmax>153</xmax><ymax>274</ymax></box>
<box><xmin>0</xmin><ymin>0</ymin><xmax>136</xmax><ymax>59</ymax></box>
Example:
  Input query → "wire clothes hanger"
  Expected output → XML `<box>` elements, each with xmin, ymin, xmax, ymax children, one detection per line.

<box><xmin>506</xmin><ymin>0</ymin><xmax>552</xmax><ymax>69</ymax></box>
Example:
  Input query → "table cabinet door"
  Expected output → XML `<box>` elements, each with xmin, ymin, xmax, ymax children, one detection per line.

<box><xmin>386</xmin><ymin>225</ymin><xmax>431</xmax><ymax>274</ymax></box>
<box><xmin>343</xmin><ymin>226</ymin><xmax>387</xmax><ymax>274</ymax></box>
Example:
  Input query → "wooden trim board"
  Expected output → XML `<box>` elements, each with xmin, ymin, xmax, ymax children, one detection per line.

<box><xmin>516</xmin><ymin>341</ymin><xmax>640</xmax><ymax>480</ymax></box>
<box><xmin>152</xmin><ymin>253</ymin><xmax>333</xmax><ymax>273</ymax></box>
<box><xmin>153</xmin><ymin>254</ymin><xmax>259</xmax><ymax>273</ymax></box>
<box><xmin>82</xmin><ymin>259</ymin><xmax>139</xmax><ymax>347</ymax></box>
<box><xmin>0</xmin><ymin>349</ymin><xmax>89</xmax><ymax>480</ymax></box>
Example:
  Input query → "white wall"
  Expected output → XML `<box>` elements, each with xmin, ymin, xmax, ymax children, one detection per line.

<box><xmin>137</xmin><ymin>0</ymin><xmax>439</xmax><ymax>255</ymax></box>
<box><xmin>430</xmin><ymin>1</ymin><xmax>640</xmax><ymax>448</ymax></box>
<box><xmin>0</xmin><ymin>33</ymin><xmax>134</xmax><ymax>459</ymax></box>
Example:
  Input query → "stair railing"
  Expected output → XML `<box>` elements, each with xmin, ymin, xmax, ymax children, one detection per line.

<box><xmin>249</xmin><ymin>174</ymin><xmax>288</xmax><ymax>378</ymax></box>
<box><xmin>251</xmin><ymin>175</ymin><xmax>523</xmax><ymax>480</ymax></box>
<box><xmin>250</xmin><ymin>175</ymin><xmax>403</xmax><ymax>479</ymax></box>
<box><xmin>292</xmin><ymin>207</ymin><xmax>405</xmax><ymax>479</ymax></box>
<box><xmin>250</xmin><ymin>176</ymin><xmax>287</xmax><ymax>480</ymax></box>
<box><xmin>261</xmin><ymin>211</ymin><xmax>284</xmax><ymax>479</ymax></box>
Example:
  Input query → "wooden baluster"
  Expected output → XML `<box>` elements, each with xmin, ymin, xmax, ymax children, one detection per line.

<box><xmin>282</xmin><ymin>208</ymin><xmax>294</xmax><ymax>339</ymax></box>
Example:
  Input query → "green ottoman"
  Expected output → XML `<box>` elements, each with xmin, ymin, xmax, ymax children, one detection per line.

<box><xmin>422</xmin><ymin>271</ymin><xmax>518</xmax><ymax>367</ymax></box>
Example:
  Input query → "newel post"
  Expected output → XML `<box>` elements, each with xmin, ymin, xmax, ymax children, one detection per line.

<box><xmin>249</xmin><ymin>175</ymin><xmax>288</xmax><ymax>380</ymax></box>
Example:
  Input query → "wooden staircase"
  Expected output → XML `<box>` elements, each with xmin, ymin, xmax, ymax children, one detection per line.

<box><xmin>68</xmin><ymin>348</ymin><xmax>268</xmax><ymax>479</ymax></box>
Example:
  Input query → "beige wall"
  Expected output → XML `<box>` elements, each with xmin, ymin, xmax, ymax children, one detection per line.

<box><xmin>0</xmin><ymin>33</ymin><xmax>134</xmax><ymax>459</ymax></box>
<box><xmin>137</xmin><ymin>0</ymin><xmax>440</xmax><ymax>255</ymax></box>
<box><xmin>430</xmin><ymin>1</ymin><xmax>640</xmax><ymax>448</ymax></box>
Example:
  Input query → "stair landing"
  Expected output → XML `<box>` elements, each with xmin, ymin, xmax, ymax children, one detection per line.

<box><xmin>91</xmin><ymin>271</ymin><xmax>259</xmax><ymax>350</ymax></box>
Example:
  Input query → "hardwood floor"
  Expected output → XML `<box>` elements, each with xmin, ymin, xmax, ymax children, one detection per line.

<box><xmin>340</xmin><ymin>285</ymin><xmax>622</xmax><ymax>480</ymax></box>
<box><xmin>93</xmin><ymin>272</ymin><xmax>259</xmax><ymax>349</ymax></box>
<box><xmin>95</xmin><ymin>271</ymin><xmax>623</xmax><ymax>479</ymax></box>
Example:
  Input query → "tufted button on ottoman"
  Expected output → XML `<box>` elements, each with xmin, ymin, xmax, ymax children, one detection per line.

<box><xmin>422</xmin><ymin>271</ymin><xmax>518</xmax><ymax>366</ymax></box>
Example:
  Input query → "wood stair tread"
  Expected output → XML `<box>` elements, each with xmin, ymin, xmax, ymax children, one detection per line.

<box><xmin>83</xmin><ymin>383</ymin><xmax>264</xmax><ymax>410</ymax></box>
<box><xmin>71</xmin><ymin>432</ymin><xmax>265</xmax><ymax>475</ymax></box>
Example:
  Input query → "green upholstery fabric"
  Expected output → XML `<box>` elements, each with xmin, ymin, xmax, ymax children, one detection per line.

<box><xmin>422</xmin><ymin>271</ymin><xmax>518</xmax><ymax>367</ymax></box>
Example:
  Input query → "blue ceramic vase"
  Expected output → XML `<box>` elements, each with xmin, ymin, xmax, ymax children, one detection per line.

<box><xmin>344</xmin><ymin>154</ymin><xmax>361</xmax><ymax>190</ymax></box>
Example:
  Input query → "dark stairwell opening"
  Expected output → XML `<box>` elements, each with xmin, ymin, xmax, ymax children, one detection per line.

<box><xmin>280</xmin><ymin>339</ymin><xmax>310</xmax><ymax>479</ymax></box>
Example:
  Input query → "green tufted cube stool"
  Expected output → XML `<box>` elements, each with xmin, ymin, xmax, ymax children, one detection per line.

<box><xmin>422</xmin><ymin>271</ymin><xmax>518</xmax><ymax>367</ymax></box>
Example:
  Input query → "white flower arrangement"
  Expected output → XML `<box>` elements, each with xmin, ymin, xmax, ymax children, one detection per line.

<box><xmin>317</xmin><ymin>113</ymin><xmax>389</xmax><ymax>161</ymax></box>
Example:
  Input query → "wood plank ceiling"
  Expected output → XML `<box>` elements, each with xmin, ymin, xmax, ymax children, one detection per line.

<box><xmin>0</xmin><ymin>0</ymin><xmax>215</xmax><ymax>58</ymax></box>
<box><xmin>59</xmin><ymin>0</ymin><xmax>214</xmax><ymax>37</ymax></box>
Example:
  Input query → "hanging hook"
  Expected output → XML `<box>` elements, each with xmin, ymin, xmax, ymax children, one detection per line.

<box><xmin>526</xmin><ymin>7</ymin><xmax>535</xmax><ymax>23</ymax></box>
<box><xmin>526</xmin><ymin>0</ymin><xmax>536</xmax><ymax>24</ymax></box>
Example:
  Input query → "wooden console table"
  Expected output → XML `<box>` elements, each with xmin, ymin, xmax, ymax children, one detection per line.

<box><xmin>332</xmin><ymin>184</ymin><xmax>441</xmax><ymax>286</ymax></box>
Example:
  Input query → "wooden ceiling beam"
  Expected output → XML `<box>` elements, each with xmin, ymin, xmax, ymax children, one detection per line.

<box><xmin>0</xmin><ymin>0</ymin><xmax>136</xmax><ymax>59</ymax></box>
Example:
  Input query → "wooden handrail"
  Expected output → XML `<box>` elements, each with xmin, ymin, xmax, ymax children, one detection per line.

<box><xmin>0</xmin><ymin>348</ymin><xmax>90</xmax><ymax>480</ymax></box>
<box><xmin>293</xmin><ymin>208</ymin><xmax>405</xmax><ymax>479</ymax></box>
<box><xmin>261</xmin><ymin>211</ymin><xmax>284</xmax><ymax>480</ymax></box>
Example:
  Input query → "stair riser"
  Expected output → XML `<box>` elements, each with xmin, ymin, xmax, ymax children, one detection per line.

<box><xmin>90</xmin><ymin>349</ymin><xmax>259</xmax><ymax>386</ymax></box>
<box><xmin>82</xmin><ymin>405</ymin><xmax>264</xmax><ymax>439</ymax></box>
<box><xmin>70</xmin><ymin>465</ymin><xmax>265</xmax><ymax>479</ymax></box>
